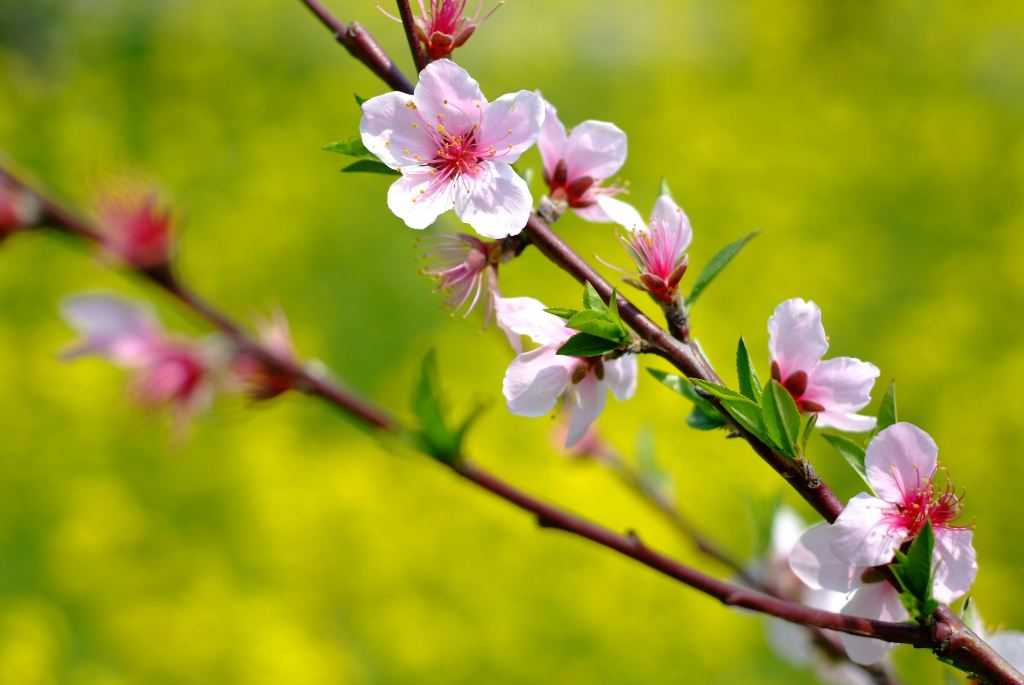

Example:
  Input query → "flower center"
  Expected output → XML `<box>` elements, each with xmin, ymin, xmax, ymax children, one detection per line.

<box><xmin>431</xmin><ymin>127</ymin><xmax>483</xmax><ymax>180</ymax></box>
<box><xmin>888</xmin><ymin>481</ymin><xmax>963</xmax><ymax>537</ymax></box>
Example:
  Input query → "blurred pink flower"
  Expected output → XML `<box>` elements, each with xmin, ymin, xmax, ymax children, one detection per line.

<box><xmin>538</xmin><ymin>96</ymin><xmax>630</xmax><ymax>222</ymax></box>
<box><xmin>601</xmin><ymin>193</ymin><xmax>691</xmax><ymax>305</ymax></box>
<box><xmin>0</xmin><ymin>179</ymin><xmax>41</xmax><ymax>240</ymax></box>
<box><xmin>422</xmin><ymin>232</ymin><xmax>498</xmax><ymax>315</ymax></box>
<box><xmin>360</xmin><ymin>59</ymin><xmax>543</xmax><ymax>238</ymax></box>
<box><xmin>232</xmin><ymin>310</ymin><xmax>299</xmax><ymax>401</ymax></box>
<box><xmin>496</xmin><ymin>296</ymin><xmax>637</xmax><ymax>447</ymax></box>
<box><xmin>61</xmin><ymin>294</ymin><xmax>217</xmax><ymax>425</ymax></box>
<box><xmin>97</xmin><ymin>191</ymin><xmax>173</xmax><ymax>269</ymax></box>
<box><xmin>789</xmin><ymin>423</ymin><xmax>976</xmax><ymax>665</ymax></box>
<box><xmin>768</xmin><ymin>298</ymin><xmax>880</xmax><ymax>431</ymax></box>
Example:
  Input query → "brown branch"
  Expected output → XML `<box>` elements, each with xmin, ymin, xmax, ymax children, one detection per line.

<box><xmin>395</xmin><ymin>0</ymin><xmax>428</xmax><ymax>72</ymax></box>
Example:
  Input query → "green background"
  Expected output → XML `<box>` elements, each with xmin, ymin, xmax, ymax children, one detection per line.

<box><xmin>2</xmin><ymin>1</ymin><xmax>1023</xmax><ymax>683</ymax></box>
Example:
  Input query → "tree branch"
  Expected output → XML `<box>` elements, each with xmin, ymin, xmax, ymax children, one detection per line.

<box><xmin>395</xmin><ymin>0</ymin><xmax>428</xmax><ymax>72</ymax></box>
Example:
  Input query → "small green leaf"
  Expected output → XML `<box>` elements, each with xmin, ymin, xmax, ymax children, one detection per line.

<box><xmin>800</xmin><ymin>414</ymin><xmax>818</xmax><ymax>454</ymax></box>
<box><xmin>891</xmin><ymin>521</ymin><xmax>937</xmax><ymax>620</ymax></box>
<box><xmin>876</xmin><ymin>381</ymin><xmax>898</xmax><ymax>434</ymax></box>
<box><xmin>647</xmin><ymin>369</ymin><xmax>690</xmax><ymax>397</ymax></box>
<box><xmin>566</xmin><ymin>310</ymin><xmax>629</xmax><ymax>343</ymax></box>
<box><xmin>690</xmin><ymin>378</ymin><xmax>749</xmax><ymax>403</ymax></box>
<box><xmin>354</xmin><ymin>93</ymin><xmax>367</xmax><ymax>106</ymax></box>
<box><xmin>411</xmin><ymin>351</ymin><xmax>482</xmax><ymax>463</ymax></box>
<box><xmin>736</xmin><ymin>337</ymin><xmax>762</xmax><ymax>401</ymax></box>
<box><xmin>557</xmin><ymin>333</ymin><xmax>622</xmax><ymax>357</ymax></box>
<box><xmin>545</xmin><ymin>308</ymin><xmax>578</xmax><ymax>320</ymax></box>
<box><xmin>659</xmin><ymin>177</ymin><xmax>673</xmax><ymax>199</ymax></box>
<box><xmin>583</xmin><ymin>282</ymin><xmax>607</xmax><ymax>312</ymax></box>
<box><xmin>822</xmin><ymin>433</ymin><xmax>871</xmax><ymax>489</ymax></box>
<box><xmin>341</xmin><ymin>159</ymin><xmax>400</xmax><ymax>175</ymax></box>
<box><xmin>761</xmin><ymin>381</ymin><xmax>801</xmax><ymax>457</ymax></box>
<box><xmin>324</xmin><ymin>137</ymin><xmax>372</xmax><ymax>158</ymax></box>
<box><xmin>687</xmin><ymin>232</ymin><xmax>758</xmax><ymax>307</ymax></box>
<box><xmin>687</xmin><ymin>408</ymin><xmax>728</xmax><ymax>430</ymax></box>
<box><xmin>607</xmin><ymin>288</ymin><xmax>621</xmax><ymax>323</ymax></box>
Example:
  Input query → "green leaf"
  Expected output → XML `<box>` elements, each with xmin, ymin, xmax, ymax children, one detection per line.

<box><xmin>583</xmin><ymin>282</ymin><xmax>607</xmax><ymax>312</ymax></box>
<box><xmin>646</xmin><ymin>370</ymin><xmax>726</xmax><ymax>430</ymax></box>
<box><xmin>659</xmin><ymin>177</ymin><xmax>673</xmax><ymax>199</ymax></box>
<box><xmin>761</xmin><ymin>380</ymin><xmax>801</xmax><ymax>457</ymax></box>
<box><xmin>876</xmin><ymin>381</ymin><xmax>898</xmax><ymax>434</ymax></box>
<box><xmin>736</xmin><ymin>337</ymin><xmax>762</xmax><ymax>401</ymax></box>
<box><xmin>557</xmin><ymin>333</ymin><xmax>622</xmax><ymax>357</ymax></box>
<box><xmin>545</xmin><ymin>307</ymin><xmax>578</xmax><ymax>320</ymax></box>
<box><xmin>341</xmin><ymin>159</ymin><xmax>400</xmax><ymax>175</ymax></box>
<box><xmin>690</xmin><ymin>378</ymin><xmax>749</xmax><ymax>403</ymax></box>
<box><xmin>720</xmin><ymin>396</ymin><xmax>766</xmax><ymax>438</ymax></box>
<box><xmin>354</xmin><ymin>93</ymin><xmax>367</xmax><ymax>106</ymax></box>
<box><xmin>891</xmin><ymin>521</ymin><xmax>938</xmax><ymax>620</ymax></box>
<box><xmin>822</xmin><ymin>433</ymin><xmax>871</xmax><ymax>490</ymax></box>
<box><xmin>800</xmin><ymin>414</ymin><xmax>818</xmax><ymax>454</ymax></box>
<box><xmin>687</xmin><ymin>232</ymin><xmax>758</xmax><ymax>307</ymax></box>
<box><xmin>324</xmin><ymin>137</ymin><xmax>372</xmax><ymax>158</ymax></box>
<box><xmin>411</xmin><ymin>350</ymin><xmax>481</xmax><ymax>463</ymax></box>
<box><xmin>566</xmin><ymin>310</ymin><xmax>628</xmax><ymax>343</ymax></box>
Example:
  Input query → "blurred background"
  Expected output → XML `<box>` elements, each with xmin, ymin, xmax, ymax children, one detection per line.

<box><xmin>2</xmin><ymin>1</ymin><xmax>1024</xmax><ymax>683</ymax></box>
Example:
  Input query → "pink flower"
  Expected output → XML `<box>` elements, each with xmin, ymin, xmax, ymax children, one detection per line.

<box><xmin>768</xmin><ymin>298</ymin><xmax>880</xmax><ymax>431</ymax></box>
<box><xmin>537</xmin><ymin>96</ymin><xmax>630</xmax><ymax>222</ymax></box>
<box><xmin>97</xmin><ymin>191</ymin><xmax>173</xmax><ymax>269</ymax></box>
<box><xmin>496</xmin><ymin>296</ymin><xmax>637</xmax><ymax>447</ymax></box>
<box><xmin>60</xmin><ymin>294</ymin><xmax>217</xmax><ymax>425</ymax></box>
<box><xmin>601</xmin><ymin>194</ymin><xmax>691</xmax><ymax>305</ymax></box>
<box><xmin>0</xmin><ymin>179</ymin><xmax>41</xmax><ymax>239</ymax></box>
<box><xmin>386</xmin><ymin>1</ymin><xmax>501</xmax><ymax>61</ymax></box>
<box><xmin>232</xmin><ymin>310</ymin><xmax>299</xmax><ymax>401</ymax></box>
<box><xmin>789</xmin><ymin>423</ymin><xmax>977</xmax><ymax>665</ymax></box>
<box><xmin>360</xmin><ymin>59</ymin><xmax>543</xmax><ymax>238</ymax></box>
<box><xmin>421</xmin><ymin>232</ymin><xmax>498</xmax><ymax>315</ymax></box>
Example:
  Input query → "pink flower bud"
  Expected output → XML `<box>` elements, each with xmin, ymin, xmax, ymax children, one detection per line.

<box><xmin>406</xmin><ymin>1</ymin><xmax>502</xmax><ymax>60</ymax></box>
<box><xmin>97</xmin><ymin>190</ymin><xmax>174</xmax><ymax>269</ymax></box>
<box><xmin>0</xmin><ymin>179</ymin><xmax>41</xmax><ymax>240</ymax></box>
<box><xmin>231</xmin><ymin>310</ymin><xmax>300</xmax><ymax>401</ymax></box>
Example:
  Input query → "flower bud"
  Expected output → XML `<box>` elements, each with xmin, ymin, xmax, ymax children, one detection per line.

<box><xmin>98</xmin><ymin>190</ymin><xmax>174</xmax><ymax>269</ymax></box>
<box><xmin>412</xmin><ymin>1</ymin><xmax>501</xmax><ymax>61</ymax></box>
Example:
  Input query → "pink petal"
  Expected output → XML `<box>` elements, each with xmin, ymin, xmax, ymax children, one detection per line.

<box><xmin>770</xmin><ymin>506</ymin><xmax>806</xmax><ymax>561</ymax></box>
<box><xmin>494</xmin><ymin>296</ymin><xmax>573</xmax><ymax>347</ymax></box>
<box><xmin>572</xmin><ymin>200</ymin><xmax>613</xmax><ymax>223</ymax></box>
<box><xmin>537</xmin><ymin>96</ymin><xmax>567</xmax><ymax>180</ymax></box>
<box><xmin>60</xmin><ymin>294</ymin><xmax>161</xmax><ymax>366</ymax></box>
<box><xmin>989</xmin><ymin>633</ymin><xmax>1024</xmax><ymax>673</ymax></box>
<box><xmin>932</xmin><ymin>527</ymin><xmax>977</xmax><ymax>604</ymax></box>
<box><xmin>453</xmin><ymin>161</ymin><xmax>532</xmax><ymax>239</ymax></box>
<box><xmin>830</xmin><ymin>493</ymin><xmax>905</xmax><ymax>567</ymax></box>
<box><xmin>648</xmin><ymin>194</ymin><xmax>693</xmax><ymax>253</ymax></box>
<box><xmin>603</xmin><ymin>354</ymin><xmax>638</xmax><ymax>401</ymax></box>
<box><xmin>767</xmin><ymin>298</ymin><xmax>828</xmax><ymax>378</ymax></box>
<box><xmin>503</xmin><ymin>345</ymin><xmax>572</xmax><ymax>417</ymax></box>
<box><xmin>359</xmin><ymin>92</ymin><xmax>436</xmax><ymax>169</ymax></box>
<box><xmin>563</xmin><ymin>120</ymin><xmax>627</xmax><ymax>181</ymax></box>
<box><xmin>413</xmin><ymin>59</ymin><xmax>486</xmax><ymax>136</ymax></box>
<box><xmin>815</xmin><ymin>410</ymin><xmax>878</xmax><ymax>433</ymax></box>
<box><xmin>789</xmin><ymin>523</ymin><xmax>863</xmax><ymax>593</ymax></box>
<box><xmin>806</xmin><ymin>357</ymin><xmax>879</xmax><ymax>432</ymax></box>
<box><xmin>596</xmin><ymin>196</ymin><xmax>645</xmax><ymax>232</ymax></box>
<box><xmin>386</xmin><ymin>167</ymin><xmax>456</xmax><ymax>230</ymax></box>
<box><xmin>865</xmin><ymin>423</ymin><xmax>938</xmax><ymax>504</ymax></box>
<box><xmin>480</xmin><ymin>90</ymin><xmax>544</xmax><ymax>164</ymax></box>
<box><xmin>564</xmin><ymin>374</ymin><xmax>607</xmax><ymax>448</ymax></box>
<box><xmin>838</xmin><ymin>582</ymin><xmax>907</xmax><ymax>665</ymax></box>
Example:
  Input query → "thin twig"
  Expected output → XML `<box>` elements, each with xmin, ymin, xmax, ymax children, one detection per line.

<box><xmin>395</xmin><ymin>0</ymin><xmax>428</xmax><ymax>72</ymax></box>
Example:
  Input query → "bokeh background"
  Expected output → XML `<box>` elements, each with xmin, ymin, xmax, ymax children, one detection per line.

<box><xmin>2</xmin><ymin>1</ymin><xmax>1024</xmax><ymax>683</ymax></box>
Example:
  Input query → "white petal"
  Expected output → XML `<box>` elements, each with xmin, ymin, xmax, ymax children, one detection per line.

<box><xmin>359</xmin><ymin>91</ymin><xmax>435</xmax><ymax>169</ymax></box>
<box><xmin>454</xmin><ymin>162</ymin><xmax>533</xmax><ymax>239</ymax></box>
<box><xmin>563</xmin><ymin>120</ymin><xmax>627</xmax><ymax>181</ymax></box>
<box><xmin>789</xmin><ymin>523</ymin><xmax>862</xmax><ymax>593</ymax></box>
<box><xmin>386</xmin><ymin>168</ymin><xmax>456</xmax><ymax>230</ymax></box>
<box><xmin>480</xmin><ymin>90</ymin><xmax>544</xmax><ymax>164</ymax></box>
<box><xmin>648</xmin><ymin>194</ymin><xmax>693</xmax><ymax>254</ymax></box>
<box><xmin>767</xmin><ymin>298</ymin><xmax>829</xmax><ymax>378</ymax></box>
<box><xmin>414</xmin><ymin>59</ymin><xmax>486</xmax><ymax>136</ymax></box>
<box><xmin>932</xmin><ymin>527</ymin><xmax>977</xmax><ymax>604</ymax></box>
<box><xmin>808</xmin><ymin>356</ymin><xmax>879</xmax><ymax>419</ymax></box>
<box><xmin>831</xmin><ymin>493</ymin><xmax>905</xmax><ymax>567</ymax></box>
<box><xmin>865</xmin><ymin>422</ymin><xmax>938</xmax><ymax>503</ymax></box>
<box><xmin>572</xmin><ymin>199</ymin><xmax>613</xmax><ymax>223</ymax></box>
<box><xmin>596</xmin><ymin>195</ymin><xmax>646</xmax><ymax>232</ymax></box>
<box><xmin>564</xmin><ymin>374</ymin><xmax>606</xmax><ymax>448</ymax></box>
<box><xmin>603</xmin><ymin>354</ymin><xmax>637</xmax><ymax>401</ymax></box>
<box><xmin>838</xmin><ymin>583</ymin><xmax>907</xmax><ymax>665</ymax></box>
<box><xmin>503</xmin><ymin>345</ymin><xmax>572</xmax><ymax>417</ymax></box>
<box><xmin>769</xmin><ymin>506</ymin><xmax>806</xmax><ymax>561</ymax></box>
<box><xmin>537</xmin><ymin>95</ymin><xmax>567</xmax><ymax>180</ymax></box>
<box><xmin>989</xmin><ymin>632</ymin><xmax>1024</xmax><ymax>673</ymax></box>
<box><xmin>815</xmin><ymin>410</ymin><xmax>878</xmax><ymax>433</ymax></box>
<box><xmin>494</xmin><ymin>296</ymin><xmax>572</xmax><ymax>347</ymax></box>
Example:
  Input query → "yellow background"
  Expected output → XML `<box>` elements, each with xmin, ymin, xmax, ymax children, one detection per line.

<box><xmin>2</xmin><ymin>1</ymin><xmax>1023</xmax><ymax>683</ymax></box>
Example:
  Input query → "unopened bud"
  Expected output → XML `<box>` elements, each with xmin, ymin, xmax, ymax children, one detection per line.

<box><xmin>98</xmin><ymin>190</ymin><xmax>174</xmax><ymax>269</ymax></box>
